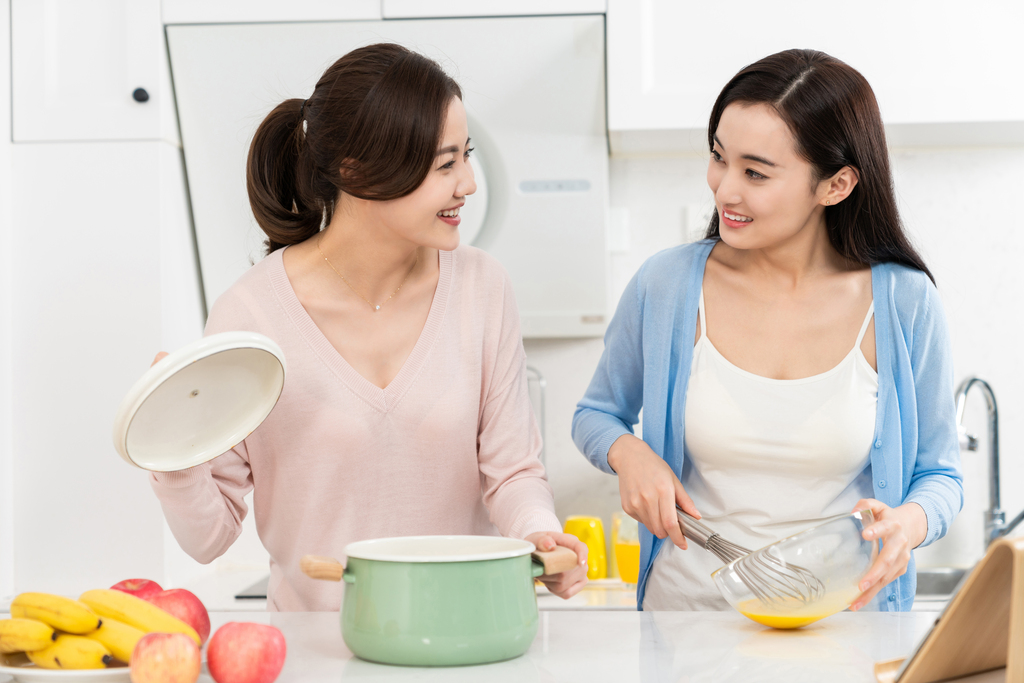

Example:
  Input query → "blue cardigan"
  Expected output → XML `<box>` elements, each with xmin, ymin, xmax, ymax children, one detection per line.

<box><xmin>572</xmin><ymin>240</ymin><xmax>963</xmax><ymax>611</ymax></box>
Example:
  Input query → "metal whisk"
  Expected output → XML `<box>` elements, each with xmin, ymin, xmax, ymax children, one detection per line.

<box><xmin>676</xmin><ymin>508</ymin><xmax>825</xmax><ymax>605</ymax></box>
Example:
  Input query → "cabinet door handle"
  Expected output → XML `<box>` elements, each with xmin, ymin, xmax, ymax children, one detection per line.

<box><xmin>132</xmin><ymin>88</ymin><xmax>150</xmax><ymax>103</ymax></box>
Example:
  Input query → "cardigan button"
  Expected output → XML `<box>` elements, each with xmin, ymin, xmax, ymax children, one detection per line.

<box><xmin>879</xmin><ymin>480</ymin><xmax>887</xmax><ymax>488</ymax></box>
<box><xmin>875</xmin><ymin>440</ymin><xmax>882</xmax><ymax>448</ymax></box>
<box><xmin>888</xmin><ymin>593</ymin><xmax>897</xmax><ymax>602</ymax></box>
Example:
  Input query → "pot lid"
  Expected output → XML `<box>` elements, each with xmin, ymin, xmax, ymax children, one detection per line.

<box><xmin>344</xmin><ymin>535</ymin><xmax>535</xmax><ymax>563</ymax></box>
<box><xmin>112</xmin><ymin>331</ymin><xmax>286</xmax><ymax>472</ymax></box>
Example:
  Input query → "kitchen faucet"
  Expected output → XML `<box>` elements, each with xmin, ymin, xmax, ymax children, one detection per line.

<box><xmin>954</xmin><ymin>377</ymin><xmax>1024</xmax><ymax>550</ymax></box>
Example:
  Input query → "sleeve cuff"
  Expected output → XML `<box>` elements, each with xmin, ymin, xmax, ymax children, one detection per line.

<box><xmin>593</xmin><ymin>427</ymin><xmax>631</xmax><ymax>475</ymax></box>
<box><xmin>904</xmin><ymin>494</ymin><xmax>940</xmax><ymax>547</ymax></box>
<box><xmin>508</xmin><ymin>509</ymin><xmax>563</xmax><ymax>540</ymax></box>
<box><xmin>150</xmin><ymin>462</ymin><xmax>211</xmax><ymax>489</ymax></box>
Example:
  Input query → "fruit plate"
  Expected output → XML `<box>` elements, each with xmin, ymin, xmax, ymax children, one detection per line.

<box><xmin>0</xmin><ymin>653</ymin><xmax>130</xmax><ymax>683</ymax></box>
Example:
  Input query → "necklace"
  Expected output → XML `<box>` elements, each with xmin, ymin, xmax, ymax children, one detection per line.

<box><xmin>317</xmin><ymin>235</ymin><xmax>418</xmax><ymax>312</ymax></box>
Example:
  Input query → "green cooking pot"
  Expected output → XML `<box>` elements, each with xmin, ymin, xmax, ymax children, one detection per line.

<box><xmin>300</xmin><ymin>536</ymin><xmax>578</xmax><ymax>667</ymax></box>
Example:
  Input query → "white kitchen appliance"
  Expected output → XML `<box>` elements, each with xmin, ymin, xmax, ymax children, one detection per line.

<box><xmin>166</xmin><ymin>15</ymin><xmax>609</xmax><ymax>338</ymax></box>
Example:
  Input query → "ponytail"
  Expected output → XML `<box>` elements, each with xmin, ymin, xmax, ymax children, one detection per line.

<box><xmin>245</xmin><ymin>43</ymin><xmax>463</xmax><ymax>254</ymax></box>
<box><xmin>246</xmin><ymin>98</ymin><xmax>323</xmax><ymax>252</ymax></box>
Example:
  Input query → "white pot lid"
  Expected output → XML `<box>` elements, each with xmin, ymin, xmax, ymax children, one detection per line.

<box><xmin>112</xmin><ymin>331</ymin><xmax>286</xmax><ymax>472</ymax></box>
<box><xmin>344</xmin><ymin>535</ymin><xmax>536</xmax><ymax>563</ymax></box>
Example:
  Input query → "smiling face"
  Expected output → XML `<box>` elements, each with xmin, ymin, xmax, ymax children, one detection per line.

<box><xmin>368</xmin><ymin>97</ymin><xmax>477</xmax><ymax>251</ymax></box>
<box><xmin>707</xmin><ymin>103</ymin><xmax>832</xmax><ymax>251</ymax></box>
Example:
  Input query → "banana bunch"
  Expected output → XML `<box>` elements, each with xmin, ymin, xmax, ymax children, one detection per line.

<box><xmin>1</xmin><ymin>589</ymin><xmax>192</xmax><ymax>670</ymax></box>
<box><xmin>79</xmin><ymin>589</ymin><xmax>200</xmax><ymax>645</ymax></box>
<box><xmin>2</xmin><ymin>594</ymin><xmax>112</xmax><ymax>670</ymax></box>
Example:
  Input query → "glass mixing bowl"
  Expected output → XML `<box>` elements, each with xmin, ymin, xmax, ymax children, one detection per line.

<box><xmin>712</xmin><ymin>510</ymin><xmax>878</xmax><ymax>629</ymax></box>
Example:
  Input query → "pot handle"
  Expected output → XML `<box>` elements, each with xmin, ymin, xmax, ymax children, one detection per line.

<box><xmin>300</xmin><ymin>555</ymin><xmax>355</xmax><ymax>583</ymax></box>
<box><xmin>531</xmin><ymin>546</ymin><xmax>579</xmax><ymax>577</ymax></box>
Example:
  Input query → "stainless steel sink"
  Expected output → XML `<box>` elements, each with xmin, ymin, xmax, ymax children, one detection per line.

<box><xmin>916</xmin><ymin>567</ymin><xmax>967</xmax><ymax>598</ymax></box>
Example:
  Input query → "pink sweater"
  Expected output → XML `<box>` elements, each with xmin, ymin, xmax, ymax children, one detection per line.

<box><xmin>150</xmin><ymin>245</ymin><xmax>561</xmax><ymax>611</ymax></box>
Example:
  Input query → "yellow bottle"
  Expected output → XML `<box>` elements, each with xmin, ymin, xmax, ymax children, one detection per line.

<box><xmin>563</xmin><ymin>516</ymin><xmax>607</xmax><ymax>580</ymax></box>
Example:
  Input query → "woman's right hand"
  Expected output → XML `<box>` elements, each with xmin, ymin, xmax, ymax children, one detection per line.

<box><xmin>151</xmin><ymin>352</ymin><xmax>169</xmax><ymax>367</ymax></box>
<box><xmin>608</xmin><ymin>434</ymin><xmax>699</xmax><ymax>550</ymax></box>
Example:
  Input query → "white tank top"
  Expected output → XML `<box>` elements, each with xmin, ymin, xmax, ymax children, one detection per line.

<box><xmin>643</xmin><ymin>289</ymin><xmax>878</xmax><ymax>610</ymax></box>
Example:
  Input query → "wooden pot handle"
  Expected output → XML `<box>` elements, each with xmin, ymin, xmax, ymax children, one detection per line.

<box><xmin>301</xmin><ymin>546</ymin><xmax>579</xmax><ymax>581</ymax></box>
<box><xmin>532</xmin><ymin>546</ymin><xmax>579</xmax><ymax>575</ymax></box>
<box><xmin>300</xmin><ymin>555</ymin><xmax>345</xmax><ymax>582</ymax></box>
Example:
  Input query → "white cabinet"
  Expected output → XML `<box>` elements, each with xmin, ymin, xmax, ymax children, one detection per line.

<box><xmin>607</xmin><ymin>0</ymin><xmax>1024</xmax><ymax>152</ymax></box>
<box><xmin>161</xmin><ymin>0</ymin><xmax>382</xmax><ymax>24</ymax></box>
<box><xmin>9</xmin><ymin>142</ymin><xmax>184</xmax><ymax>594</ymax></box>
<box><xmin>5</xmin><ymin>0</ymin><xmax>202</xmax><ymax>591</ymax></box>
<box><xmin>382</xmin><ymin>0</ymin><xmax>605</xmax><ymax>17</ymax></box>
<box><xmin>11</xmin><ymin>0</ymin><xmax>163</xmax><ymax>142</ymax></box>
<box><xmin>160</xmin><ymin>0</ymin><xmax>603</xmax><ymax>22</ymax></box>
<box><xmin>0</xmin><ymin>0</ymin><xmax>14</xmax><ymax>600</ymax></box>
<box><xmin>5</xmin><ymin>142</ymin><xmax>203</xmax><ymax>597</ymax></box>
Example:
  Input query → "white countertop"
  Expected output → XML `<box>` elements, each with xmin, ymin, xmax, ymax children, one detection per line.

<box><xmin>2</xmin><ymin>610</ymin><xmax>1006</xmax><ymax>683</ymax></box>
<box><xmin>270</xmin><ymin>611</ymin><xmax>1010</xmax><ymax>683</ymax></box>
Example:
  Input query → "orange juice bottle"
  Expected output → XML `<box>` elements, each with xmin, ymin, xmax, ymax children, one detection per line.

<box><xmin>612</xmin><ymin>511</ymin><xmax>640</xmax><ymax>584</ymax></box>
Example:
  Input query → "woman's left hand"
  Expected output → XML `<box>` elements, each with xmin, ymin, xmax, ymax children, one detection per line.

<box><xmin>524</xmin><ymin>531</ymin><xmax>589</xmax><ymax>600</ymax></box>
<box><xmin>849</xmin><ymin>499</ymin><xmax>928</xmax><ymax>611</ymax></box>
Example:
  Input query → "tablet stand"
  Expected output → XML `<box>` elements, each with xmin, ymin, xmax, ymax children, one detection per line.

<box><xmin>875</xmin><ymin>535</ymin><xmax>1024</xmax><ymax>682</ymax></box>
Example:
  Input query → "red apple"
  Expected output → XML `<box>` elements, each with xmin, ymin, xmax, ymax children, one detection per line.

<box><xmin>146</xmin><ymin>589</ymin><xmax>211</xmax><ymax>646</ymax></box>
<box><xmin>130</xmin><ymin>632</ymin><xmax>201</xmax><ymax>683</ymax></box>
<box><xmin>110</xmin><ymin>578</ymin><xmax>163</xmax><ymax>601</ymax></box>
<box><xmin>207</xmin><ymin>622</ymin><xmax>286</xmax><ymax>683</ymax></box>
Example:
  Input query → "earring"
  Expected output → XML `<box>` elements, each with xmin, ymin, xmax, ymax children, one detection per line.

<box><xmin>825</xmin><ymin>199</ymin><xmax>831</xmax><ymax>206</ymax></box>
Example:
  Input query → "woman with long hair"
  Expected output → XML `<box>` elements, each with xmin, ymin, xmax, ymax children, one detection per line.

<box><xmin>150</xmin><ymin>43</ymin><xmax>587</xmax><ymax>610</ymax></box>
<box><xmin>573</xmin><ymin>49</ymin><xmax>962</xmax><ymax>611</ymax></box>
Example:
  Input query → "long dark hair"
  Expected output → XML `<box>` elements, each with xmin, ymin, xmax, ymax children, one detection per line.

<box><xmin>246</xmin><ymin>43</ymin><xmax>463</xmax><ymax>253</ymax></box>
<box><xmin>705</xmin><ymin>49</ymin><xmax>933</xmax><ymax>283</ymax></box>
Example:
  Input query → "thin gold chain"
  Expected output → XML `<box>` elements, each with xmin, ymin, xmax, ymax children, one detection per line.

<box><xmin>317</xmin><ymin>235</ymin><xmax>417</xmax><ymax>312</ymax></box>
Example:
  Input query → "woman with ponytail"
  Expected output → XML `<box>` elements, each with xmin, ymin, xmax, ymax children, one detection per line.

<box><xmin>150</xmin><ymin>43</ymin><xmax>587</xmax><ymax>610</ymax></box>
<box><xmin>574</xmin><ymin>49</ymin><xmax>963</xmax><ymax>612</ymax></box>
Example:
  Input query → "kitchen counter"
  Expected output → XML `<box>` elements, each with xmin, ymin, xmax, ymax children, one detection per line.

<box><xmin>2</xmin><ymin>610</ymin><xmax>1005</xmax><ymax>683</ymax></box>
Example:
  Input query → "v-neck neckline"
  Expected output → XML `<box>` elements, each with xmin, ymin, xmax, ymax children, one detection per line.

<box><xmin>268</xmin><ymin>247</ymin><xmax>453</xmax><ymax>413</ymax></box>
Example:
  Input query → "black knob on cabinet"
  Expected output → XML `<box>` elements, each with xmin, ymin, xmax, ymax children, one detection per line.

<box><xmin>132</xmin><ymin>88</ymin><xmax>150</xmax><ymax>103</ymax></box>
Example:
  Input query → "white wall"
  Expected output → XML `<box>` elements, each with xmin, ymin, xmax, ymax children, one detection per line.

<box><xmin>530</xmin><ymin>145</ymin><xmax>1024</xmax><ymax>571</ymax></box>
<box><xmin>896</xmin><ymin>147</ymin><xmax>1024</xmax><ymax>566</ymax></box>
<box><xmin>1</xmin><ymin>0</ymin><xmax>16</xmax><ymax>600</ymax></box>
